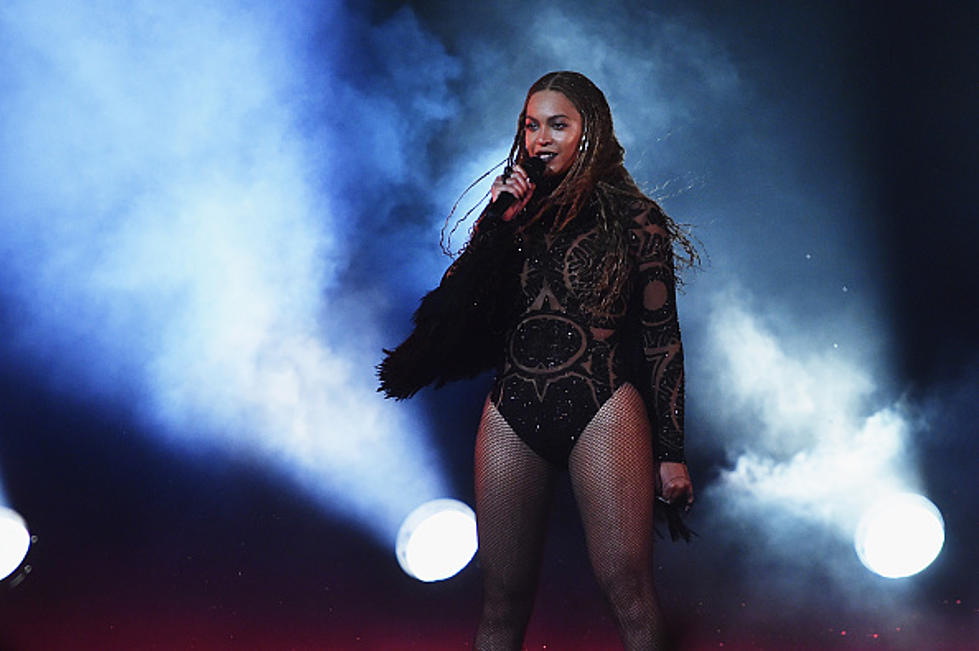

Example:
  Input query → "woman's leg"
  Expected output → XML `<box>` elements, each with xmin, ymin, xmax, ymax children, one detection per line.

<box><xmin>474</xmin><ymin>400</ymin><xmax>558</xmax><ymax>651</ymax></box>
<box><xmin>568</xmin><ymin>384</ymin><xmax>665</xmax><ymax>650</ymax></box>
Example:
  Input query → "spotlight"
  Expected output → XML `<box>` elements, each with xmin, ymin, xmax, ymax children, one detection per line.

<box><xmin>0</xmin><ymin>506</ymin><xmax>31</xmax><ymax>582</ymax></box>
<box><xmin>854</xmin><ymin>493</ymin><xmax>944</xmax><ymax>578</ymax></box>
<box><xmin>396</xmin><ymin>499</ymin><xmax>477</xmax><ymax>582</ymax></box>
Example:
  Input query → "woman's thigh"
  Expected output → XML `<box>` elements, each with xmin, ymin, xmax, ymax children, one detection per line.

<box><xmin>474</xmin><ymin>399</ymin><xmax>558</xmax><ymax>585</ymax></box>
<box><xmin>568</xmin><ymin>383</ymin><xmax>655</xmax><ymax>575</ymax></box>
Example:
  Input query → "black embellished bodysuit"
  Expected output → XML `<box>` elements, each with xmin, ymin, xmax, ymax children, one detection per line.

<box><xmin>489</xmin><ymin>196</ymin><xmax>685</xmax><ymax>468</ymax></box>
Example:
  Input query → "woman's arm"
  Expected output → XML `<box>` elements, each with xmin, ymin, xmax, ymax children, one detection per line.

<box><xmin>630</xmin><ymin>205</ymin><xmax>693</xmax><ymax>506</ymax></box>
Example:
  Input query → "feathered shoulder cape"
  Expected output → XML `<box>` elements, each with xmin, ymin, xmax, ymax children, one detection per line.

<box><xmin>377</xmin><ymin>209</ymin><xmax>522</xmax><ymax>400</ymax></box>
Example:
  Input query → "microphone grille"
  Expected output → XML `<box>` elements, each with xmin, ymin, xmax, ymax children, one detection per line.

<box><xmin>524</xmin><ymin>157</ymin><xmax>546</xmax><ymax>183</ymax></box>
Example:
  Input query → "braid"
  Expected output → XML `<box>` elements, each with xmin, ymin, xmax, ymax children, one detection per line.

<box><xmin>447</xmin><ymin>71</ymin><xmax>699</xmax><ymax>309</ymax></box>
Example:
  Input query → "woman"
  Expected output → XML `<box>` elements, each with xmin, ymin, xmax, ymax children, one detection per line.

<box><xmin>380</xmin><ymin>71</ymin><xmax>694</xmax><ymax>650</ymax></box>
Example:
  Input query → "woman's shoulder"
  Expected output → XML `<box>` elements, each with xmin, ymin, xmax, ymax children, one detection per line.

<box><xmin>629</xmin><ymin>200</ymin><xmax>668</xmax><ymax>232</ymax></box>
<box><xmin>593</xmin><ymin>175</ymin><xmax>659</xmax><ymax>218</ymax></box>
<box><xmin>598</xmin><ymin>186</ymin><xmax>664</xmax><ymax>233</ymax></box>
<box><xmin>600</xmin><ymin>190</ymin><xmax>670</xmax><ymax>261</ymax></box>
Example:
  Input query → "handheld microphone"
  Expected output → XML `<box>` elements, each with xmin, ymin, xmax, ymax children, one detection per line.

<box><xmin>485</xmin><ymin>156</ymin><xmax>546</xmax><ymax>221</ymax></box>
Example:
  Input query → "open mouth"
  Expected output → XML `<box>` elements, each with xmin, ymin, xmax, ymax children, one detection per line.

<box><xmin>536</xmin><ymin>152</ymin><xmax>557</xmax><ymax>162</ymax></box>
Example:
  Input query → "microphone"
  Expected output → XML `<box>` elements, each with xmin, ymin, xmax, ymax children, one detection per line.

<box><xmin>484</xmin><ymin>156</ymin><xmax>546</xmax><ymax>221</ymax></box>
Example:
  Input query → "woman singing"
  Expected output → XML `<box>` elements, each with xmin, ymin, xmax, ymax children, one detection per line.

<box><xmin>380</xmin><ymin>71</ymin><xmax>695</xmax><ymax>650</ymax></box>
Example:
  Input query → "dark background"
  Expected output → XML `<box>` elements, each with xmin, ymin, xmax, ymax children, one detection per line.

<box><xmin>0</xmin><ymin>1</ymin><xmax>976</xmax><ymax>649</ymax></box>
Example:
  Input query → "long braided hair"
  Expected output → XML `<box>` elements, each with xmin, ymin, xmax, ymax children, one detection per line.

<box><xmin>508</xmin><ymin>71</ymin><xmax>697</xmax><ymax>316</ymax></box>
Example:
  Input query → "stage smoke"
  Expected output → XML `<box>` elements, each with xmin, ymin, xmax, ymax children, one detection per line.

<box><xmin>703</xmin><ymin>291</ymin><xmax>924</xmax><ymax>578</ymax></box>
<box><xmin>0</xmin><ymin>1</ymin><xmax>457</xmax><ymax>543</ymax></box>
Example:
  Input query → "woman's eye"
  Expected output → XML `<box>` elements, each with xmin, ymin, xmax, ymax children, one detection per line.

<box><xmin>553</xmin><ymin>122</ymin><xmax>567</xmax><ymax>130</ymax></box>
<box><xmin>524</xmin><ymin>122</ymin><xmax>537</xmax><ymax>131</ymax></box>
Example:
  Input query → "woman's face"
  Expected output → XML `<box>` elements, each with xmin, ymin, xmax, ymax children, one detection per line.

<box><xmin>523</xmin><ymin>90</ymin><xmax>583</xmax><ymax>176</ymax></box>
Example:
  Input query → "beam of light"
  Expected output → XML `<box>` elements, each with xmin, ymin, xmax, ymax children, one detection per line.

<box><xmin>396</xmin><ymin>499</ymin><xmax>477</xmax><ymax>582</ymax></box>
<box><xmin>854</xmin><ymin>493</ymin><xmax>944</xmax><ymax>578</ymax></box>
<box><xmin>0</xmin><ymin>507</ymin><xmax>31</xmax><ymax>582</ymax></box>
<box><xmin>0</xmin><ymin>1</ymin><xmax>458</xmax><ymax>544</ymax></box>
<box><xmin>705</xmin><ymin>290</ymin><xmax>917</xmax><ymax>542</ymax></box>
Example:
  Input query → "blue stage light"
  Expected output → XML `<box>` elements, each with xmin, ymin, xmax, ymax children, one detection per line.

<box><xmin>855</xmin><ymin>493</ymin><xmax>944</xmax><ymax>578</ymax></box>
<box><xmin>396</xmin><ymin>499</ymin><xmax>478</xmax><ymax>582</ymax></box>
<box><xmin>0</xmin><ymin>506</ymin><xmax>31</xmax><ymax>582</ymax></box>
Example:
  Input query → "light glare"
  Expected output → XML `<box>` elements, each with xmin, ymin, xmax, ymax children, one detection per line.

<box><xmin>854</xmin><ymin>493</ymin><xmax>944</xmax><ymax>578</ymax></box>
<box><xmin>0</xmin><ymin>507</ymin><xmax>31</xmax><ymax>581</ymax></box>
<box><xmin>396</xmin><ymin>499</ymin><xmax>477</xmax><ymax>582</ymax></box>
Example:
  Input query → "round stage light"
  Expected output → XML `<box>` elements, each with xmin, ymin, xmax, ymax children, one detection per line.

<box><xmin>0</xmin><ymin>507</ymin><xmax>31</xmax><ymax>581</ymax></box>
<box><xmin>854</xmin><ymin>493</ymin><xmax>944</xmax><ymax>578</ymax></box>
<box><xmin>396</xmin><ymin>499</ymin><xmax>477</xmax><ymax>582</ymax></box>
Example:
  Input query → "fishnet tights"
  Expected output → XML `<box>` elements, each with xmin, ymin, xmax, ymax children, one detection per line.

<box><xmin>474</xmin><ymin>383</ymin><xmax>665</xmax><ymax>650</ymax></box>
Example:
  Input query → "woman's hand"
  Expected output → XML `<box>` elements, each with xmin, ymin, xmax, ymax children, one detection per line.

<box><xmin>490</xmin><ymin>163</ymin><xmax>536</xmax><ymax>222</ymax></box>
<box><xmin>657</xmin><ymin>461</ymin><xmax>694</xmax><ymax>511</ymax></box>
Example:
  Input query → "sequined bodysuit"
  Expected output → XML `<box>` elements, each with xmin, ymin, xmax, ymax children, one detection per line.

<box><xmin>489</xmin><ymin>195</ymin><xmax>685</xmax><ymax>468</ymax></box>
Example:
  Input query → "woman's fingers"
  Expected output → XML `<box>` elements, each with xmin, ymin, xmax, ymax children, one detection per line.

<box><xmin>488</xmin><ymin>164</ymin><xmax>536</xmax><ymax>222</ymax></box>
<box><xmin>664</xmin><ymin>477</ymin><xmax>694</xmax><ymax>508</ymax></box>
<box><xmin>508</xmin><ymin>164</ymin><xmax>533</xmax><ymax>196</ymax></box>
<box><xmin>490</xmin><ymin>164</ymin><xmax>535</xmax><ymax>202</ymax></box>
<box><xmin>658</xmin><ymin>462</ymin><xmax>694</xmax><ymax>508</ymax></box>
<box><xmin>490</xmin><ymin>175</ymin><xmax>507</xmax><ymax>201</ymax></box>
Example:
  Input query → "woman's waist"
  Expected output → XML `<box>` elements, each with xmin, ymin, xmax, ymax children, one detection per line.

<box><xmin>506</xmin><ymin>307</ymin><xmax>623</xmax><ymax>339</ymax></box>
<box><xmin>501</xmin><ymin>312</ymin><xmax>626</xmax><ymax>373</ymax></box>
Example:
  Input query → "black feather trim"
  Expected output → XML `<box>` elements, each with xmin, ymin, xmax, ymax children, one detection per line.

<box><xmin>377</xmin><ymin>213</ymin><xmax>521</xmax><ymax>399</ymax></box>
